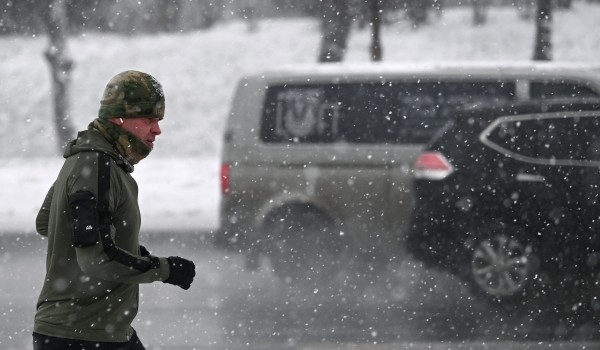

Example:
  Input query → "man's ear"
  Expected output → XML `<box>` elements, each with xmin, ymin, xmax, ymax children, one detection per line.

<box><xmin>108</xmin><ymin>118</ymin><xmax>125</xmax><ymax>126</ymax></box>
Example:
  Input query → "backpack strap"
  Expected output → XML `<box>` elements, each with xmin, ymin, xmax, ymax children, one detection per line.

<box><xmin>97</xmin><ymin>152</ymin><xmax>112</xmax><ymax>228</ymax></box>
<box><xmin>95</xmin><ymin>152</ymin><xmax>159</xmax><ymax>271</ymax></box>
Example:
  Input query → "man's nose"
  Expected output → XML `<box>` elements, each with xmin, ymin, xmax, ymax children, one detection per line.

<box><xmin>152</xmin><ymin>122</ymin><xmax>162</xmax><ymax>135</ymax></box>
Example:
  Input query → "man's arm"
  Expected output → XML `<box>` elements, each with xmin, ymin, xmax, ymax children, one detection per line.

<box><xmin>76</xmin><ymin>241</ymin><xmax>194</xmax><ymax>289</ymax></box>
<box><xmin>74</xmin><ymin>234</ymin><xmax>171</xmax><ymax>285</ymax></box>
<box><xmin>66</xmin><ymin>156</ymin><xmax>170</xmax><ymax>284</ymax></box>
<box><xmin>67</xmin><ymin>155</ymin><xmax>194</xmax><ymax>288</ymax></box>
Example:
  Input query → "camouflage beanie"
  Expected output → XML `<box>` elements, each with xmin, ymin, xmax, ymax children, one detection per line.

<box><xmin>98</xmin><ymin>70</ymin><xmax>165</xmax><ymax>120</ymax></box>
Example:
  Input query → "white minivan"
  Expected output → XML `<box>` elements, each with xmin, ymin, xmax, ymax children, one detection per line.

<box><xmin>216</xmin><ymin>62</ymin><xmax>600</xmax><ymax>283</ymax></box>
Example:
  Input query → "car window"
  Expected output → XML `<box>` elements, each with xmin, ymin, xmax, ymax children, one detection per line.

<box><xmin>530</xmin><ymin>81</ymin><xmax>598</xmax><ymax>100</ymax></box>
<box><xmin>482</xmin><ymin>112</ymin><xmax>600</xmax><ymax>165</ymax></box>
<box><xmin>261</xmin><ymin>81</ymin><xmax>515</xmax><ymax>144</ymax></box>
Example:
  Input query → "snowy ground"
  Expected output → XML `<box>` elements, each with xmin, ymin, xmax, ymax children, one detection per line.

<box><xmin>1</xmin><ymin>3</ymin><xmax>600</xmax><ymax>234</ymax></box>
<box><xmin>3</xmin><ymin>234</ymin><xmax>598</xmax><ymax>350</ymax></box>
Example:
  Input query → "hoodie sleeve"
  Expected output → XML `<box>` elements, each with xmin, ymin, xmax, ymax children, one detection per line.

<box><xmin>36</xmin><ymin>183</ymin><xmax>54</xmax><ymax>237</ymax></box>
<box><xmin>68</xmin><ymin>154</ymin><xmax>170</xmax><ymax>284</ymax></box>
<box><xmin>75</xmin><ymin>238</ymin><xmax>170</xmax><ymax>284</ymax></box>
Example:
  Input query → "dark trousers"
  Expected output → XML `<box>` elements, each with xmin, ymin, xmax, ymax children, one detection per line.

<box><xmin>32</xmin><ymin>330</ymin><xmax>146</xmax><ymax>350</ymax></box>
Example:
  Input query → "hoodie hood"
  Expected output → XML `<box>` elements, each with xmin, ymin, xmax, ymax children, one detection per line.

<box><xmin>63</xmin><ymin>129</ymin><xmax>135</xmax><ymax>173</ymax></box>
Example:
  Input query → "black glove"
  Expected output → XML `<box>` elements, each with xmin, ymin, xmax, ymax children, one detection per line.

<box><xmin>164</xmin><ymin>256</ymin><xmax>196</xmax><ymax>290</ymax></box>
<box><xmin>139</xmin><ymin>245</ymin><xmax>151</xmax><ymax>257</ymax></box>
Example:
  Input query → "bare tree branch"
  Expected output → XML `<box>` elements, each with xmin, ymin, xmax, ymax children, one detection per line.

<box><xmin>38</xmin><ymin>0</ymin><xmax>76</xmax><ymax>151</ymax></box>
<box><xmin>318</xmin><ymin>0</ymin><xmax>352</xmax><ymax>63</ymax></box>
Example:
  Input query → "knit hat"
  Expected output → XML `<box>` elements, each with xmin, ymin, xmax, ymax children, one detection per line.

<box><xmin>98</xmin><ymin>70</ymin><xmax>165</xmax><ymax>120</ymax></box>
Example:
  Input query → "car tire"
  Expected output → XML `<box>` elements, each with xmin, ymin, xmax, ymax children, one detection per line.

<box><xmin>461</xmin><ymin>223</ymin><xmax>543</xmax><ymax>306</ymax></box>
<box><xmin>263</xmin><ymin>205</ymin><xmax>345</xmax><ymax>285</ymax></box>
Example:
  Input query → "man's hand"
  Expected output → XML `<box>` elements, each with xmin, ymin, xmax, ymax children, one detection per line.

<box><xmin>164</xmin><ymin>256</ymin><xmax>196</xmax><ymax>290</ymax></box>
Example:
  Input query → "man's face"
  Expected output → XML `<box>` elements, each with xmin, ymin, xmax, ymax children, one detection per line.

<box><xmin>114</xmin><ymin>117</ymin><xmax>162</xmax><ymax>149</ymax></box>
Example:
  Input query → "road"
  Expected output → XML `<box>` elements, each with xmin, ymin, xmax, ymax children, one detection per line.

<box><xmin>1</xmin><ymin>232</ymin><xmax>599</xmax><ymax>350</ymax></box>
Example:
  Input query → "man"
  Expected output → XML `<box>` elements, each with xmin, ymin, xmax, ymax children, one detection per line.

<box><xmin>33</xmin><ymin>70</ymin><xmax>196</xmax><ymax>350</ymax></box>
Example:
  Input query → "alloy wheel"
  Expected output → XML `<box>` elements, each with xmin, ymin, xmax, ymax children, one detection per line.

<box><xmin>471</xmin><ymin>234</ymin><xmax>530</xmax><ymax>298</ymax></box>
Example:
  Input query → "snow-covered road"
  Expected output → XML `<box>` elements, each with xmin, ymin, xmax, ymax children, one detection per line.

<box><xmin>2</xmin><ymin>233</ymin><xmax>599</xmax><ymax>350</ymax></box>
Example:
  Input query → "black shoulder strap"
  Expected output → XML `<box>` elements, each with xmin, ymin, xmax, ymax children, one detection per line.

<box><xmin>95</xmin><ymin>152</ymin><xmax>158</xmax><ymax>271</ymax></box>
<box><xmin>97</xmin><ymin>152</ymin><xmax>111</xmax><ymax>224</ymax></box>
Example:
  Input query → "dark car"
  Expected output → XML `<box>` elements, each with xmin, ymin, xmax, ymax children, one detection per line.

<box><xmin>406</xmin><ymin>100</ymin><xmax>600</xmax><ymax>307</ymax></box>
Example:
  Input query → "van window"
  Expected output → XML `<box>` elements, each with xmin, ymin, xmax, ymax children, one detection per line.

<box><xmin>261</xmin><ymin>81</ymin><xmax>515</xmax><ymax>144</ymax></box>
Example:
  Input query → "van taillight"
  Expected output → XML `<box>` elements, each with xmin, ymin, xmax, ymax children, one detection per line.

<box><xmin>414</xmin><ymin>151</ymin><xmax>454</xmax><ymax>180</ymax></box>
<box><xmin>221</xmin><ymin>163</ymin><xmax>230</xmax><ymax>194</ymax></box>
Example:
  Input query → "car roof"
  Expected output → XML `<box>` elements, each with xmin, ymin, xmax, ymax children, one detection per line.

<box><xmin>248</xmin><ymin>61</ymin><xmax>600</xmax><ymax>83</ymax></box>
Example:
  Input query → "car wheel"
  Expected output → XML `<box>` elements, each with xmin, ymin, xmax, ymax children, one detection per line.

<box><xmin>462</xmin><ymin>224</ymin><xmax>540</xmax><ymax>304</ymax></box>
<box><xmin>264</xmin><ymin>206</ymin><xmax>344</xmax><ymax>285</ymax></box>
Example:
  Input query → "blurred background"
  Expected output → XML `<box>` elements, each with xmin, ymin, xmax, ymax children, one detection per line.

<box><xmin>1</xmin><ymin>0</ymin><xmax>599</xmax><ymax>159</ymax></box>
<box><xmin>2</xmin><ymin>1</ymin><xmax>600</xmax><ymax>349</ymax></box>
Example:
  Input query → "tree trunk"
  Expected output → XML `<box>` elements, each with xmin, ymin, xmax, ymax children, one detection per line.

<box><xmin>199</xmin><ymin>0</ymin><xmax>223</xmax><ymax>29</ymax></box>
<box><xmin>39</xmin><ymin>0</ymin><xmax>76</xmax><ymax>151</ymax></box>
<box><xmin>406</xmin><ymin>0</ymin><xmax>428</xmax><ymax>29</ymax></box>
<box><xmin>156</xmin><ymin>0</ymin><xmax>180</xmax><ymax>33</ymax></box>
<box><xmin>472</xmin><ymin>0</ymin><xmax>488</xmax><ymax>26</ymax></box>
<box><xmin>557</xmin><ymin>0</ymin><xmax>572</xmax><ymax>9</ymax></box>
<box><xmin>318</xmin><ymin>0</ymin><xmax>352</xmax><ymax>63</ymax></box>
<box><xmin>533</xmin><ymin>0</ymin><xmax>552</xmax><ymax>61</ymax></box>
<box><xmin>370</xmin><ymin>0</ymin><xmax>383</xmax><ymax>61</ymax></box>
<box><xmin>241</xmin><ymin>0</ymin><xmax>259</xmax><ymax>33</ymax></box>
<box><xmin>518</xmin><ymin>0</ymin><xmax>535</xmax><ymax>20</ymax></box>
<box><xmin>433</xmin><ymin>0</ymin><xmax>445</xmax><ymax>18</ymax></box>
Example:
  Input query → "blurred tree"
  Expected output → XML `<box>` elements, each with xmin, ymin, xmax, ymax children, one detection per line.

<box><xmin>533</xmin><ymin>0</ymin><xmax>552</xmax><ymax>61</ymax></box>
<box><xmin>0</xmin><ymin>1</ymin><xmax>19</xmax><ymax>34</ymax></box>
<box><xmin>557</xmin><ymin>0</ymin><xmax>572</xmax><ymax>9</ymax></box>
<box><xmin>0</xmin><ymin>0</ymin><xmax>43</xmax><ymax>35</ymax></box>
<box><xmin>318</xmin><ymin>0</ymin><xmax>352</xmax><ymax>62</ymax></box>
<box><xmin>36</xmin><ymin>0</ymin><xmax>76</xmax><ymax>151</ymax></box>
<box><xmin>156</xmin><ymin>0</ymin><xmax>181</xmax><ymax>32</ymax></box>
<box><xmin>406</xmin><ymin>0</ymin><xmax>429</xmax><ymax>28</ymax></box>
<box><xmin>370</xmin><ymin>0</ymin><xmax>383</xmax><ymax>61</ymax></box>
<box><xmin>472</xmin><ymin>0</ymin><xmax>489</xmax><ymax>26</ymax></box>
<box><xmin>198</xmin><ymin>0</ymin><xmax>223</xmax><ymax>29</ymax></box>
<box><xmin>517</xmin><ymin>0</ymin><xmax>535</xmax><ymax>20</ymax></box>
<box><xmin>433</xmin><ymin>0</ymin><xmax>444</xmax><ymax>18</ymax></box>
<box><xmin>240</xmin><ymin>0</ymin><xmax>259</xmax><ymax>33</ymax></box>
<box><xmin>66</xmin><ymin>0</ymin><xmax>107</xmax><ymax>33</ymax></box>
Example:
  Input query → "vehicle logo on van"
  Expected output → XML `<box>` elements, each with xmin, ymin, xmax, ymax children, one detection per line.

<box><xmin>275</xmin><ymin>89</ymin><xmax>340</xmax><ymax>139</ymax></box>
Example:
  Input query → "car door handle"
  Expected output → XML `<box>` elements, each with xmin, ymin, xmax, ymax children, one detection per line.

<box><xmin>516</xmin><ymin>173</ymin><xmax>546</xmax><ymax>182</ymax></box>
